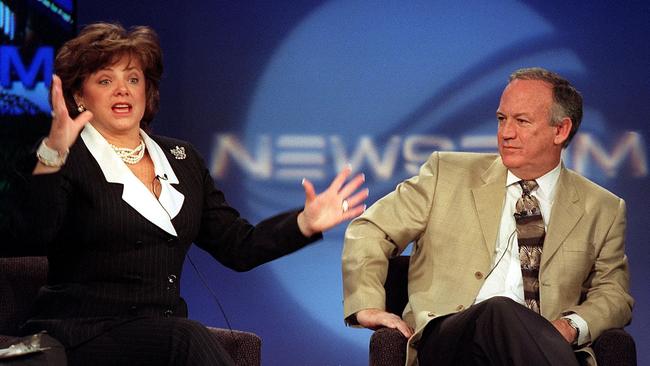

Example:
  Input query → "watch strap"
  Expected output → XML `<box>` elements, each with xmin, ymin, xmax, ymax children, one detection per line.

<box><xmin>36</xmin><ymin>138</ymin><xmax>69</xmax><ymax>167</ymax></box>
<box><xmin>562</xmin><ymin>317</ymin><xmax>580</xmax><ymax>346</ymax></box>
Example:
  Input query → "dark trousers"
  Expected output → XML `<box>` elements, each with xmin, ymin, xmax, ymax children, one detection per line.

<box><xmin>417</xmin><ymin>297</ymin><xmax>579</xmax><ymax>366</ymax></box>
<box><xmin>65</xmin><ymin>317</ymin><xmax>235</xmax><ymax>366</ymax></box>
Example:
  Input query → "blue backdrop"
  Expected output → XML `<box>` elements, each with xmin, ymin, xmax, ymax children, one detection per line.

<box><xmin>78</xmin><ymin>1</ymin><xmax>649</xmax><ymax>364</ymax></box>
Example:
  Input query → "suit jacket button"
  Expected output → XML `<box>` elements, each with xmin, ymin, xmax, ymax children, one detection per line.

<box><xmin>166</xmin><ymin>237</ymin><xmax>178</xmax><ymax>247</ymax></box>
<box><xmin>474</xmin><ymin>271</ymin><xmax>484</xmax><ymax>279</ymax></box>
<box><xmin>456</xmin><ymin>304</ymin><xmax>464</xmax><ymax>311</ymax></box>
<box><xmin>163</xmin><ymin>309</ymin><xmax>173</xmax><ymax>317</ymax></box>
<box><xmin>134</xmin><ymin>240</ymin><xmax>143</xmax><ymax>247</ymax></box>
<box><xmin>167</xmin><ymin>274</ymin><xmax>178</xmax><ymax>290</ymax></box>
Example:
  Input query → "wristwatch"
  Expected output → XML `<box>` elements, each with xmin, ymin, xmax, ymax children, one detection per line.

<box><xmin>563</xmin><ymin>317</ymin><xmax>580</xmax><ymax>346</ymax></box>
<box><xmin>36</xmin><ymin>138</ymin><xmax>69</xmax><ymax>167</ymax></box>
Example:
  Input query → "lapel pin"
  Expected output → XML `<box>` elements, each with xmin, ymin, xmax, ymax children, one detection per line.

<box><xmin>170</xmin><ymin>146</ymin><xmax>186</xmax><ymax>160</ymax></box>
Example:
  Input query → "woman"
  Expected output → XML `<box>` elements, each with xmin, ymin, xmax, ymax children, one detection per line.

<box><xmin>20</xmin><ymin>22</ymin><xmax>367</xmax><ymax>365</ymax></box>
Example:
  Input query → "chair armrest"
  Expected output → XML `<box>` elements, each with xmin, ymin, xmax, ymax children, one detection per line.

<box><xmin>207</xmin><ymin>327</ymin><xmax>261</xmax><ymax>366</ymax></box>
<box><xmin>369</xmin><ymin>327</ymin><xmax>408</xmax><ymax>366</ymax></box>
<box><xmin>0</xmin><ymin>335</ymin><xmax>18</xmax><ymax>347</ymax></box>
<box><xmin>593</xmin><ymin>328</ymin><xmax>636</xmax><ymax>366</ymax></box>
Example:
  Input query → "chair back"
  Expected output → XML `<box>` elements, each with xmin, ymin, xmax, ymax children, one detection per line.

<box><xmin>384</xmin><ymin>256</ymin><xmax>409</xmax><ymax>315</ymax></box>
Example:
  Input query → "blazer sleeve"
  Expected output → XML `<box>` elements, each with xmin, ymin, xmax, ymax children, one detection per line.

<box><xmin>191</xmin><ymin>148</ymin><xmax>321</xmax><ymax>272</ymax></box>
<box><xmin>4</xmin><ymin>154</ymin><xmax>71</xmax><ymax>256</ymax></box>
<box><xmin>342</xmin><ymin>152</ymin><xmax>438</xmax><ymax>324</ymax></box>
<box><xmin>564</xmin><ymin>197</ymin><xmax>633</xmax><ymax>340</ymax></box>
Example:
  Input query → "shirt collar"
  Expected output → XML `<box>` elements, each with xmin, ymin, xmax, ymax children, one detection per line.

<box><xmin>80</xmin><ymin>123</ymin><xmax>185</xmax><ymax>236</ymax></box>
<box><xmin>506</xmin><ymin>161</ymin><xmax>562</xmax><ymax>202</ymax></box>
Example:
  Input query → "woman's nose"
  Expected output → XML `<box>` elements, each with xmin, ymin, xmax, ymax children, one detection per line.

<box><xmin>113</xmin><ymin>80</ymin><xmax>129</xmax><ymax>95</ymax></box>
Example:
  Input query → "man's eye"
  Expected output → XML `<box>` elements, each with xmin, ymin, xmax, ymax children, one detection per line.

<box><xmin>99</xmin><ymin>79</ymin><xmax>110</xmax><ymax>85</ymax></box>
<box><xmin>129</xmin><ymin>77</ymin><xmax>139</xmax><ymax>84</ymax></box>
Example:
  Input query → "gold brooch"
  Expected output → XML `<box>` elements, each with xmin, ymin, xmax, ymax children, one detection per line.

<box><xmin>170</xmin><ymin>146</ymin><xmax>186</xmax><ymax>160</ymax></box>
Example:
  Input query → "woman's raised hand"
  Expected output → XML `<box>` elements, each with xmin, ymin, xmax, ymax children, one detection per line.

<box><xmin>46</xmin><ymin>75</ymin><xmax>93</xmax><ymax>152</ymax></box>
<box><xmin>34</xmin><ymin>75</ymin><xmax>93</xmax><ymax>173</ymax></box>
<box><xmin>297</xmin><ymin>165</ymin><xmax>368</xmax><ymax>237</ymax></box>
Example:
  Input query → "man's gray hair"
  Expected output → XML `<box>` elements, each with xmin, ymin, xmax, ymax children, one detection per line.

<box><xmin>509</xmin><ymin>67</ymin><xmax>583</xmax><ymax>147</ymax></box>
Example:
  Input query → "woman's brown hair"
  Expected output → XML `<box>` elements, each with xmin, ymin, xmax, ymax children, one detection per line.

<box><xmin>54</xmin><ymin>22</ymin><xmax>163</xmax><ymax>129</ymax></box>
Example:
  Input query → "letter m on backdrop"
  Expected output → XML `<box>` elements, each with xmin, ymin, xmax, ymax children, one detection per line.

<box><xmin>0</xmin><ymin>46</ymin><xmax>53</xmax><ymax>89</ymax></box>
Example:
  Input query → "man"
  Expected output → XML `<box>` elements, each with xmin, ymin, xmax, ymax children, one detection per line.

<box><xmin>342</xmin><ymin>68</ymin><xmax>633</xmax><ymax>365</ymax></box>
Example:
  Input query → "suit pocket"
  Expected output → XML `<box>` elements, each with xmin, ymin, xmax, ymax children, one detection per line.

<box><xmin>560</xmin><ymin>244</ymin><xmax>595</xmax><ymax>286</ymax></box>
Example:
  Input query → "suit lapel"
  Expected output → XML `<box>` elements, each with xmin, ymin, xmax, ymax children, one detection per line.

<box><xmin>542</xmin><ymin>166</ymin><xmax>584</xmax><ymax>267</ymax></box>
<box><xmin>472</xmin><ymin>157</ymin><xmax>508</xmax><ymax>255</ymax></box>
<box><xmin>142</xmin><ymin>134</ymin><xmax>185</xmax><ymax>219</ymax></box>
<box><xmin>80</xmin><ymin>124</ymin><xmax>184</xmax><ymax>237</ymax></box>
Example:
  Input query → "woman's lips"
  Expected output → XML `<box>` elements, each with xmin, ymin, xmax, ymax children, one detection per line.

<box><xmin>111</xmin><ymin>103</ymin><xmax>132</xmax><ymax>114</ymax></box>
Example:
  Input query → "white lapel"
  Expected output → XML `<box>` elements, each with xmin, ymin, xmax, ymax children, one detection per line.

<box><xmin>80</xmin><ymin>124</ymin><xmax>185</xmax><ymax>236</ymax></box>
<box><xmin>141</xmin><ymin>132</ymin><xmax>185</xmax><ymax>220</ymax></box>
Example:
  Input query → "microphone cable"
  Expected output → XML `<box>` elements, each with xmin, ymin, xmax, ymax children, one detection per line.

<box><xmin>484</xmin><ymin>228</ymin><xmax>517</xmax><ymax>280</ymax></box>
<box><xmin>186</xmin><ymin>253</ymin><xmax>235</xmax><ymax>335</ymax></box>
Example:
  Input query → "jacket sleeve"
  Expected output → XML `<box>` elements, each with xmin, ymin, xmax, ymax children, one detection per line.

<box><xmin>191</xmin><ymin>148</ymin><xmax>321</xmax><ymax>272</ymax></box>
<box><xmin>564</xmin><ymin>198</ymin><xmax>633</xmax><ymax>340</ymax></box>
<box><xmin>342</xmin><ymin>152</ymin><xmax>439</xmax><ymax>325</ymax></box>
<box><xmin>4</xmin><ymin>153</ymin><xmax>71</xmax><ymax>256</ymax></box>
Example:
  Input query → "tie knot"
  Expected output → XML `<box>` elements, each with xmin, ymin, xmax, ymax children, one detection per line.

<box><xmin>519</xmin><ymin>180</ymin><xmax>538</xmax><ymax>195</ymax></box>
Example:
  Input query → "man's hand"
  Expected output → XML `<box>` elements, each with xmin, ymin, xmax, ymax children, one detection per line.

<box><xmin>356</xmin><ymin>308</ymin><xmax>414</xmax><ymax>338</ymax></box>
<box><xmin>551</xmin><ymin>318</ymin><xmax>577</xmax><ymax>344</ymax></box>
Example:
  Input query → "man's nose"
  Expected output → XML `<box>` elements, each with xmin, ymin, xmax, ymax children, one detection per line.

<box><xmin>499</xmin><ymin>119</ymin><xmax>516</xmax><ymax>138</ymax></box>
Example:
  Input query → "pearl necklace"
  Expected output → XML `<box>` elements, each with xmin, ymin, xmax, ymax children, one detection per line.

<box><xmin>110</xmin><ymin>139</ymin><xmax>146</xmax><ymax>164</ymax></box>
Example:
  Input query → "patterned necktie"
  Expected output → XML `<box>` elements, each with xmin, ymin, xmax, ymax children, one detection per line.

<box><xmin>514</xmin><ymin>180</ymin><xmax>545</xmax><ymax>313</ymax></box>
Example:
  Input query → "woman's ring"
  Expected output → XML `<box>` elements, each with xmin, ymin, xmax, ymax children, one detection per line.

<box><xmin>342</xmin><ymin>199</ymin><xmax>349</xmax><ymax>213</ymax></box>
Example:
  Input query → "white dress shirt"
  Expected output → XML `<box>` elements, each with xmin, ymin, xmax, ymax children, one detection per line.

<box><xmin>473</xmin><ymin>162</ymin><xmax>590</xmax><ymax>345</ymax></box>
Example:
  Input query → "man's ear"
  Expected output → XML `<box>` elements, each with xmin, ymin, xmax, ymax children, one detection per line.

<box><xmin>553</xmin><ymin>117</ymin><xmax>572</xmax><ymax>146</ymax></box>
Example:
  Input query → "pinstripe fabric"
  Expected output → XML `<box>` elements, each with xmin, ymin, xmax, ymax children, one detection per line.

<box><xmin>65</xmin><ymin>318</ymin><xmax>235</xmax><ymax>366</ymax></box>
<box><xmin>16</xmin><ymin>135</ymin><xmax>321</xmax><ymax>365</ymax></box>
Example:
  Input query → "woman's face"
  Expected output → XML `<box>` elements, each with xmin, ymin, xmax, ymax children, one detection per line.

<box><xmin>76</xmin><ymin>55</ymin><xmax>146</xmax><ymax>140</ymax></box>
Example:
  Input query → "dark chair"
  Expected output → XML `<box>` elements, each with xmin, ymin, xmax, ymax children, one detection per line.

<box><xmin>0</xmin><ymin>257</ymin><xmax>261</xmax><ymax>366</ymax></box>
<box><xmin>369</xmin><ymin>256</ymin><xmax>637</xmax><ymax>366</ymax></box>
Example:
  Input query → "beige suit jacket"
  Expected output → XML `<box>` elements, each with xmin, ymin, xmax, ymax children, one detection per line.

<box><xmin>343</xmin><ymin>152</ymin><xmax>633</xmax><ymax>365</ymax></box>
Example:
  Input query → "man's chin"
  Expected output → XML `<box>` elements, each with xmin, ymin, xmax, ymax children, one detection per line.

<box><xmin>500</xmin><ymin>154</ymin><xmax>522</xmax><ymax>170</ymax></box>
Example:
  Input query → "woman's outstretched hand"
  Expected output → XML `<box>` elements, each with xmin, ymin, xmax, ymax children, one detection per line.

<box><xmin>297</xmin><ymin>165</ymin><xmax>368</xmax><ymax>237</ymax></box>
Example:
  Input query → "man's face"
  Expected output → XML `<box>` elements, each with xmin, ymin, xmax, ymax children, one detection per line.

<box><xmin>496</xmin><ymin>79</ymin><xmax>568</xmax><ymax>179</ymax></box>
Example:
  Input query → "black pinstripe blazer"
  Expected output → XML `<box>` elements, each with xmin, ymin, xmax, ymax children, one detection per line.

<box><xmin>17</xmin><ymin>134</ymin><xmax>320</xmax><ymax>347</ymax></box>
